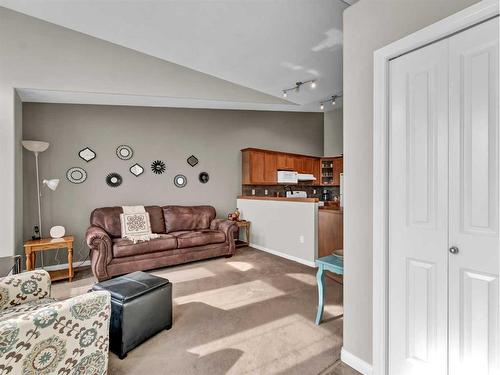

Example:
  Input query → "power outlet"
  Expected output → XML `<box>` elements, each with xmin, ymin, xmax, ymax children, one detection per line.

<box><xmin>313</xmin><ymin>189</ymin><xmax>317</xmax><ymax>195</ymax></box>
<box><xmin>264</xmin><ymin>189</ymin><xmax>268</xmax><ymax>195</ymax></box>
<box><xmin>251</xmin><ymin>189</ymin><xmax>256</xmax><ymax>195</ymax></box>
<box><xmin>299</xmin><ymin>235</ymin><xmax>305</xmax><ymax>244</ymax></box>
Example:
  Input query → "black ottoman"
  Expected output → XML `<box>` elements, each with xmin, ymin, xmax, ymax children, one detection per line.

<box><xmin>92</xmin><ymin>271</ymin><xmax>172</xmax><ymax>359</ymax></box>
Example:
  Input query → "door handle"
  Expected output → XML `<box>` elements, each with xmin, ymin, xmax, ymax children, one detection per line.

<box><xmin>449</xmin><ymin>246</ymin><xmax>459</xmax><ymax>254</ymax></box>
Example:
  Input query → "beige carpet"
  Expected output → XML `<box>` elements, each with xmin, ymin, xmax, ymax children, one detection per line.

<box><xmin>52</xmin><ymin>247</ymin><xmax>350</xmax><ymax>375</ymax></box>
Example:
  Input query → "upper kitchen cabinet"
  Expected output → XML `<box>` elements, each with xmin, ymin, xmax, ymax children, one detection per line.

<box><xmin>320</xmin><ymin>156</ymin><xmax>343</xmax><ymax>186</ymax></box>
<box><xmin>242</xmin><ymin>148</ymin><xmax>322</xmax><ymax>185</ymax></box>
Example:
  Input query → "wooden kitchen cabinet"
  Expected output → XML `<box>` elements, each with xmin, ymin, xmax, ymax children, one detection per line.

<box><xmin>318</xmin><ymin>209</ymin><xmax>343</xmax><ymax>257</ymax></box>
<box><xmin>320</xmin><ymin>156</ymin><xmax>343</xmax><ymax>186</ymax></box>
<box><xmin>242</xmin><ymin>148</ymin><xmax>323</xmax><ymax>185</ymax></box>
<box><xmin>332</xmin><ymin>157</ymin><xmax>343</xmax><ymax>186</ymax></box>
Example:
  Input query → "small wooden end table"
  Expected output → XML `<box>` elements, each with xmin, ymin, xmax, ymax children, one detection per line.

<box><xmin>234</xmin><ymin>220</ymin><xmax>251</xmax><ymax>248</ymax></box>
<box><xmin>24</xmin><ymin>236</ymin><xmax>75</xmax><ymax>281</ymax></box>
<box><xmin>315</xmin><ymin>255</ymin><xmax>343</xmax><ymax>325</ymax></box>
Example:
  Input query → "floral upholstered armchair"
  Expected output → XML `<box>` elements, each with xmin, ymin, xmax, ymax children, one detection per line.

<box><xmin>0</xmin><ymin>270</ymin><xmax>111</xmax><ymax>375</ymax></box>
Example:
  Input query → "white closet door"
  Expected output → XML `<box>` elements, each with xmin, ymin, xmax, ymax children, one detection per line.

<box><xmin>448</xmin><ymin>17</ymin><xmax>499</xmax><ymax>375</ymax></box>
<box><xmin>388</xmin><ymin>38</ymin><xmax>449</xmax><ymax>375</ymax></box>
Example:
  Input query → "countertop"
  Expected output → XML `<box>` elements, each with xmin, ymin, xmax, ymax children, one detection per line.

<box><xmin>237</xmin><ymin>195</ymin><xmax>319</xmax><ymax>203</ymax></box>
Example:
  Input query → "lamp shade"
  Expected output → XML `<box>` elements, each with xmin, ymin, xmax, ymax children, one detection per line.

<box><xmin>43</xmin><ymin>179</ymin><xmax>59</xmax><ymax>191</ymax></box>
<box><xmin>22</xmin><ymin>140</ymin><xmax>49</xmax><ymax>153</ymax></box>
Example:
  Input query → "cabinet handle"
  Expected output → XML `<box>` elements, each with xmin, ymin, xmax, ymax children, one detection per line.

<box><xmin>449</xmin><ymin>246</ymin><xmax>459</xmax><ymax>254</ymax></box>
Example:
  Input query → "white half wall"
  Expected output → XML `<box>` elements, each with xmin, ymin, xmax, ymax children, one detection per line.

<box><xmin>237</xmin><ymin>199</ymin><xmax>318</xmax><ymax>266</ymax></box>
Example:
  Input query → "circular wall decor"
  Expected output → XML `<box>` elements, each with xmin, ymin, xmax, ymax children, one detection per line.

<box><xmin>129</xmin><ymin>163</ymin><xmax>144</xmax><ymax>177</ymax></box>
<box><xmin>106</xmin><ymin>173</ymin><xmax>122</xmax><ymax>187</ymax></box>
<box><xmin>66</xmin><ymin>167</ymin><xmax>87</xmax><ymax>184</ymax></box>
<box><xmin>199</xmin><ymin>172</ymin><xmax>209</xmax><ymax>184</ymax></box>
<box><xmin>174</xmin><ymin>174</ymin><xmax>187</xmax><ymax>188</ymax></box>
<box><xmin>151</xmin><ymin>160</ymin><xmax>166</xmax><ymax>174</ymax></box>
<box><xmin>116</xmin><ymin>145</ymin><xmax>133</xmax><ymax>160</ymax></box>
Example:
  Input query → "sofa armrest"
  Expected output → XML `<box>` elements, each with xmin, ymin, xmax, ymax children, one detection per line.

<box><xmin>86</xmin><ymin>226</ymin><xmax>113</xmax><ymax>281</ymax></box>
<box><xmin>0</xmin><ymin>291</ymin><xmax>111</xmax><ymax>374</ymax></box>
<box><xmin>0</xmin><ymin>270</ymin><xmax>51</xmax><ymax>310</ymax></box>
<box><xmin>210</xmin><ymin>219</ymin><xmax>238</xmax><ymax>246</ymax></box>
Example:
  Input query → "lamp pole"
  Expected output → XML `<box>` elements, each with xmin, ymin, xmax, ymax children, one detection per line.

<box><xmin>34</xmin><ymin>151</ymin><xmax>43</xmax><ymax>238</ymax></box>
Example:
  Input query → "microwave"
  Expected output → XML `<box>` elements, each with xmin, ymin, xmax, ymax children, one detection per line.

<box><xmin>277</xmin><ymin>170</ymin><xmax>298</xmax><ymax>184</ymax></box>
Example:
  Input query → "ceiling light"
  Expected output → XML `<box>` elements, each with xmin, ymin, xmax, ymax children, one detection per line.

<box><xmin>310</xmin><ymin>81</ymin><xmax>317</xmax><ymax>89</ymax></box>
<box><xmin>332</xmin><ymin>97</ymin><xmax>336</xmax><ymax>105</ymax></box>
<box><xmin>320</xmin><ymin>103</ymin><xmax>324</xmax><ymax>110</ymax></box>
<box><xmin>283</xmin><ymin>91</ymin><xmax>287</xmax><ymax>98</ymax></box>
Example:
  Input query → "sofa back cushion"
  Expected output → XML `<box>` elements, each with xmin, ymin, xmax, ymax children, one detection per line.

<box><xmin>91</xmin><ymin>206</ymin><xmax>166</xmax><ymax>238</ymax></box>
<box><xmin>162</xmin><ymin>205</ymin><xmax>216</xmax><ymax>233</ymax></box>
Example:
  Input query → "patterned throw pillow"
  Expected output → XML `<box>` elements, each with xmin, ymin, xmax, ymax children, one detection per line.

<box><xmin>119</xmin><ymin>212</ymin><xmax>158</xmax><ymax>243</ymax></box>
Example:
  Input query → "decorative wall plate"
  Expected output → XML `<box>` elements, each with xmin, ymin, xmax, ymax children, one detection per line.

<box><xmin>187</xmin><ymin>155</ymin><xmax>199</xmax><ymax>167</ymax></box>
<box><xmin>116</xmin><ymin>145</ymin><xmax>133</xmax><ymax>160</ymax></box>
<box><xmin>151</xmin><ymin>160</ymin><xmax>166</xmax><ymax>174</ymax></box>
<box><xmin>199</xmin><ymin>172</ymin><xmax>209</xmax><ymax>184</ymax></box>
<box><xmin>130</xmin><ymin>163</ymin><xmax>144</xmax><ymax>177</ymax></box>
<box><xmin>106</xmin><ymin>173</ymin><xmax>122</xmax><ymax>187</ymax></box>
<box><xmin>66</xmin><ymin>167</ymin><xmax>87</xmax><ymax>184</ymax></box>
<box><xmin>174</xmin><ymin>174</ymin><xmax>187</xmax><ymax>188</ymax></box>
<box><xmin>78</xmin><ymin>147</ymin><xmax>96</xmax><ymax>162</ymax></box>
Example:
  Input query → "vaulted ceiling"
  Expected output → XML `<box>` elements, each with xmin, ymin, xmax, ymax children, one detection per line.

<box><xmin>1</xmin><ymin>0</ymin><xmax>352</xmax><ymax>112</ymax></box>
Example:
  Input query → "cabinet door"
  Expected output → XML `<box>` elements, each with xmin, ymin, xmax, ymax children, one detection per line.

<box><xmin>312</xmin><ymin>158</ymin><xmax>321</xmax><ymax>181</ymax></box>
<box><xmin>276</xmin><ymin>153</ymin><xmax>293</xmax><ymax>170</ymax></box>
<box><xmin>264</xmin><ymin>152</ymin><xmax>277</xmax><ymax>183</ymax></box>
<box><xmin>448</xmin><ymin>18</ymin><xmax>499</xmax><ymax>375</ymax></box>
<box><xmin>332</xmin><ymin>158</ymin><xmax>343</xmax><ymax>185</ymax></box>
<box><xmin>250</xmin><ymin>150</ymin><xmax>266</xmax><ymax>183</ymax></box>
<box><xmin>293</xmin><ymin>156</ymin><xmax>304</xmax><ymax>173</ymax></box>
<box><xmin>303</xmin><ymin>157</ymin><xmax>314</xmax><ymax>175</ymax></box>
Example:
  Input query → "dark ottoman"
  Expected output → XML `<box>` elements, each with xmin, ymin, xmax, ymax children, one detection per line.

<box><xmin>92</xmin><ymin>271</ymin><xmax>172</xmax><ymax>359</ymax></box>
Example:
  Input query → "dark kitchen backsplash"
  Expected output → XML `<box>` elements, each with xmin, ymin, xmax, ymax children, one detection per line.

<box><xmin>242</xmin><ymin>184</ymin><xmax>340</xmax><ymax>201</ymax></box>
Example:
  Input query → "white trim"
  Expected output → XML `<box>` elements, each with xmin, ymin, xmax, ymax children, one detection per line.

<box><xmin>341</xmin><ymin>348</ymin><xmax>373</xmax><ymax>375</ymax></box>
<box><xmin>34</xmin><ymin>260</ymin><xmax>91</xmax><ymax>272</ymax></box>
<box><xmin>249</xmin><ymin>243</ymin><xmax>316</xmax><ymax>267</ymax></box>
<box><xmin>372</xmin><ymin>1</ymin><xmax>499</xmax><ymax>375</ymax></box>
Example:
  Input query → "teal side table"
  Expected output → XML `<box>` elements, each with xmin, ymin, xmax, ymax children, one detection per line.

<box><xmin>315</xmin><ymin>255</ymin><xmax>343</xmax><ymax>325</ymax></box>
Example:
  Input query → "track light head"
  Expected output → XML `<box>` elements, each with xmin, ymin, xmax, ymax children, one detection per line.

<box><xmin>320</xmin><ymin>103</ymin><xmax>324</xmax><ymax>110</ymax></box>
<box><xmin>331</xmin><ymin>96</ymin><xmax>337</xmax><ymax>106</ymax></box>
<box><xmin>283</xmin><ymin>91</ymin><xmax>287</xmax><ymax>98</ymax></box>
<box><xmin>310</xmin><ymin>81</ymin><xmax>316</xmax><ymax>89</ymax></box>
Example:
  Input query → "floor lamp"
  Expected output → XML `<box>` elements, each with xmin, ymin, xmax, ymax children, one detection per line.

<box><xmin>22</xmin><ymin>140</ymin><xmax>59</xmax><ymax>267</ymax></box>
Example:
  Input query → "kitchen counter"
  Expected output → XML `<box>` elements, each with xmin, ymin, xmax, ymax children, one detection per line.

<box><xmin>237</xmin><ymin>195</ymin><xmax>319</xmax><ymax>203</ymax></box>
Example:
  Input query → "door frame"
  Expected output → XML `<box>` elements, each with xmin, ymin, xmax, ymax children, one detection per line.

<box><xmin>372</xmin><ymin>1</ymin><xmax>499</xmax><ymax>374</ymax></box>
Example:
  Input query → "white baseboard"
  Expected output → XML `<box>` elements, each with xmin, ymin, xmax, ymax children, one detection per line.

<box><xmin>35</xmin><ymin>260</ymin><xmax>91</xmax><ymax>272</ymax></box>
<box><xmin>341</xmin><ymin>348</ymin><xmax>373</xmax><ymax>375</ymax></box>
<box><xmin>249</xmin><ymin>243</ymin><xmax>315</xmax><ymax>267</ymax></box>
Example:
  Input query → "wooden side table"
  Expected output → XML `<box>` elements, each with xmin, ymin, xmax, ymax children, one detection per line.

<box><xmin>234</xmin><ymin>220</ymin><xmax>251</xmax><ymax>248</ymax></box>
<box><xmin>23</xmin><ymin>236</ymin><xmax>75</xmax><ymax>281</ymax></box>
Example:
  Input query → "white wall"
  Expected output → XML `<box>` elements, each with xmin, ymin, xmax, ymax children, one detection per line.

<box><xmin>0</xmin><ymin>6</ymin><xmax>289</xmax><ymax>256</ymax></box>
<box><xmin>324</xmin><ymin>108</ymin><xmax>343</xmax><ymax>156</ymax></box>
<box><xmin>237</xmin><ymin>199</ymin><xmax>318</xmax><ymax>266</ymax></box>
<box><xmin>342</xmin><ymin>0</ymin><xmax>480</xmax><ymax>367</ymax></box>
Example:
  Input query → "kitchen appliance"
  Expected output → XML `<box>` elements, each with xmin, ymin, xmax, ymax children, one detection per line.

<box><xmin>285</xmin><ymin>190</ymin><xmax>307</xmax><ymax>198</ymax></box>
<box><xmin>297</xmin><ymin>173</ymin><xmax>317</xmax><ymax>181</ymax></box>
<box><xmin>321</xmin><ymin>190</ymin><xmax>331</xmax><ymax>201</ymax></box>
<box><xmin>277</xmin><ymin>170</ymin><xmax>298</xmax><ymax>184</ymax></box>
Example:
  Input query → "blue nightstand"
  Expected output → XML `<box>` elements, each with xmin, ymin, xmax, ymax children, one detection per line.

<box><xmin>315</xmin><ymin>255</ymin><xmax>343</xmax><ymax>325</ymax></box>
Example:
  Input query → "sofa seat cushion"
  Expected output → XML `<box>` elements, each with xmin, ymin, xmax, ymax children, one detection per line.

<box><xmin>113</xmin><ymin>234</ymin><xmax>177</xmax><ymax>258</ymax></box>
<box><xmin>176</xmin><ymin>230</ymin><xmax>226</xmax><ymax>249</ymax></box>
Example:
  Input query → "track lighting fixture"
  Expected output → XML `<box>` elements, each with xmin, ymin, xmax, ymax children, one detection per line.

<box><xmin>282</xmin><ymin>79</ymin><xmax>317</xmax><ymax>97</ymax></box>
<box><xmin>319</xmin><ymin>93</ymin><xmax>343</xmax><ymax>110</ymax></box>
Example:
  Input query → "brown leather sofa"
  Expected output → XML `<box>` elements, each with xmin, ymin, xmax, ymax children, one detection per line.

<box><xmin>86</xmin><ymin>205</ymin><xmax>238</xmax><ymax>281</ymax></box>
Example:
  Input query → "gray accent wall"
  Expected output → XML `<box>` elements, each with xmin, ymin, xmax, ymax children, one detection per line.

<box><xmin>22</xmin><ymin>103</ymin><xmax>323</xmax><ymax>265</ymax></box>
<box><xmin>323</xmin><ymin>108</ymin><xmax>343</xmax><ymax>156</ymax></box>
<box><xmin>343</xmin><ymin>0</ymin><xmax>481</xmax><ymax>366</ymax></box>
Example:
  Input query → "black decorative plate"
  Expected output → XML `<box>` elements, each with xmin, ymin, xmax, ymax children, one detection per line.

<box><xmin>187</xmin><ymin>155</ymin><xmax>199</xmax><ymax>167</ymax></box>
<box><xmin>199</xmin><ymin>172</ymin><xmax>209</xmax><ymax>183</ymax></box>
<box><xmin>106</xmin><ymin>173</ymin><xmax>122</xmax><ymax>187</ymax></box>
<box><xmin>174</xmin><ymin>174</ymin><xmax>187</xmax><ymax>188</ymax></box>
<box><xmin>151</xmin><ymin>160</ymin><xmax>166</xmax><ymax>174</ymax></box>
<box><xmin>116</xmin><ymin>145</ymin><xmax>133</xmax><ymax>160</ymax></box>
<box><xmin>66</xmin><ymin>167</ymin><xmax>87</xmax><ymax>184</ymax></box>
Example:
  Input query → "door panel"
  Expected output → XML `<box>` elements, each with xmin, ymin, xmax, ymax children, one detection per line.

<box><xmin>389</xmin><ymin>38</ymin><xmax>449</xmax><ymax>375</ymax></box>
<box><xmin>448</xmin><ymin>17</ymin><xmax>499</xmax><ymax>375</ymax></box>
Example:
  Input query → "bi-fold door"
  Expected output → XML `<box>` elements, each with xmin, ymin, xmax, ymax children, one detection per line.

<box><xmin>388</xmin><ymin>17</ymin><xmax>499</xmax><ymax>375</ymax></box>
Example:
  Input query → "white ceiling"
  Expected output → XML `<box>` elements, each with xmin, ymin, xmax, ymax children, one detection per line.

<box><xmin>2</xmin><ymin>0</ymin><xmax>351</xmax><ymax>112</ymax></box>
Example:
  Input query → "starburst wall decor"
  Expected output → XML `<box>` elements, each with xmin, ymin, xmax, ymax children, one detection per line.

<box><xmin>151</xmin><ymin>160</ymin><xmax>166</xmax><ymax>174</ymax></box>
